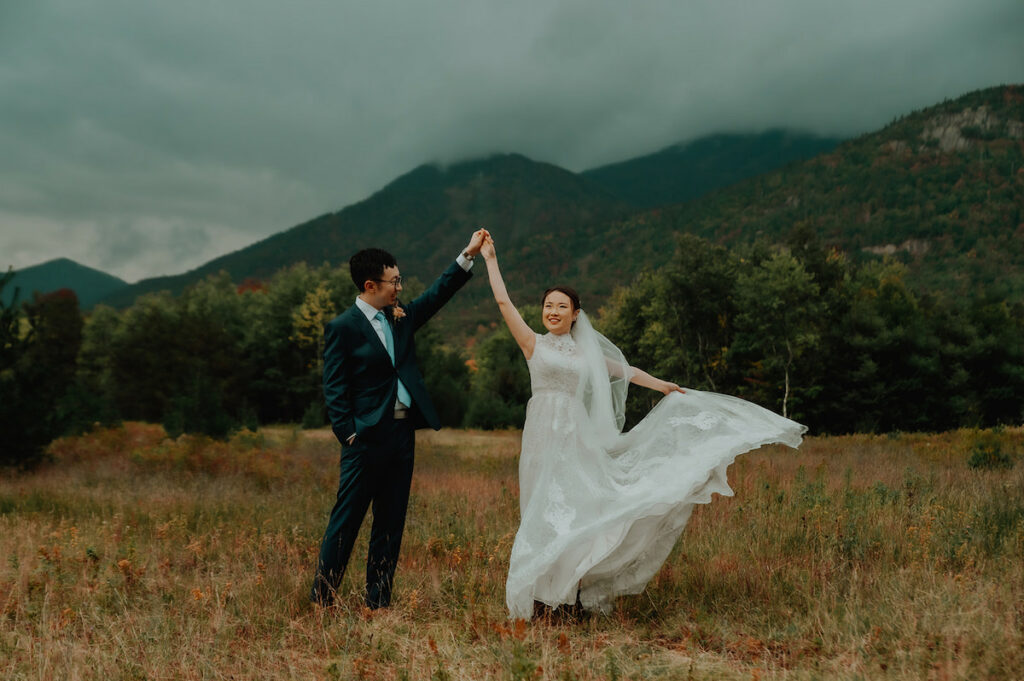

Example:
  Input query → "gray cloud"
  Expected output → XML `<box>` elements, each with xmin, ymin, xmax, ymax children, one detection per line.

<box><xmin>1</xmin><ymin>0</ymin><xmax>1021</xmax><ymax>281</ymax></box>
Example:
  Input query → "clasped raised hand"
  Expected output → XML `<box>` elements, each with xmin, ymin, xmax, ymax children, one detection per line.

<box><xmin>480</xmin><ymin>235</ymin><xmax>496</xmax><ymax>260</ymax></box>
<box><xmin>465</xmin><ymin>228</ymin><xmax>491</xmax><ymax>257</ymax></box>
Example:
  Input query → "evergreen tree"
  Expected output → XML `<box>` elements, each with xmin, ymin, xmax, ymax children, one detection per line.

<box><xmin>2</xmin><ymin>288</ymin><xmax>83</xmax><ymax>466</ymax></box>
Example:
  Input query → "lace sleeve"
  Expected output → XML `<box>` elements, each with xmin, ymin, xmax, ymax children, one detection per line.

<box><xmin>605</xmin><ymin>357</ymin><xmax>634</xmax><ymax>381</ymax></box>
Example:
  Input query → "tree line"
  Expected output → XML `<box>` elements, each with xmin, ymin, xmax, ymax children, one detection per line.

<box><xmin>0</xmin><ymin>263</ymin><xmax>474</xmax><ymax>467</ymax></box>
<box><xmin>600</xmin><ymin>228</ymin><xmax>1024</xmax><ymax>433</ymax></box>
<box><xmin>2</xmin><ymin>228</ymin><xmax>1022</xmax><ymax>468</ymax></box>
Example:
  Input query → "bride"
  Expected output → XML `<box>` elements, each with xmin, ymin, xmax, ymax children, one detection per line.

<box><xmin>478</xmin><ymin>236</ymin><xmax>807</xmax><ymax>619</ymax></box>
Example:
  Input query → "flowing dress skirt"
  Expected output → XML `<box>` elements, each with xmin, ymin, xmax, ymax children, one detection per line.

<box><xmin>506</xmin><ymin>388</ymin><xmax>805</xmax><ymax>618</ymax></box>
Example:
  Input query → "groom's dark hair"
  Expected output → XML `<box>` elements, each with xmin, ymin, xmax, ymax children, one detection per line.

<box><xmin>350</xmin><ymin>248</ymin><xmax>398</xmax><ymax>291</ymax></box>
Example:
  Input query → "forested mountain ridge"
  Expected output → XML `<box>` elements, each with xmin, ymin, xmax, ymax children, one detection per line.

<box><xmin>582</xmin><ymin>129</ymin><xmax>844</xmax><ymax>208</ymax></box>
<box><xmin>97</xmin><ymin>85</ymin><xmax>1024</xmax><ymax>320</ymax></box>
<box><xmin>3</xmin><ymin>258</ymin><xmax>128</xmax><ymax>308</ymax></box>
<box><xmin>94</xmin><ymin>130</ymin><xmax>854</xmax><ymax>318</ymax></box>
<box><xmin>98</xmin><ymin>154</ymin><xmax>633</xmax><ymax>325</ymax></box>
<box><xmin>603</xmin><ymin>85</ymin><xmax>1024</xmax><ymax>300</ymax></box>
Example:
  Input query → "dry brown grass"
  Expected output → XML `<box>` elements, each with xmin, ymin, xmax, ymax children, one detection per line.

<box><xmin>1</xmin><ymin>424</ymin><xmax>1022</xmax><ymax>680</ymax></box>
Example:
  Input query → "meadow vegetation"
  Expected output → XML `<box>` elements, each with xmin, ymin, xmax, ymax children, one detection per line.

<box><xmin>1</xmin><ymin>425</ymin><xmax>1022</xmax><ymax>680</ymax></box>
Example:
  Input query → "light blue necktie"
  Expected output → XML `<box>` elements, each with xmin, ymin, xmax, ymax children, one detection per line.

<box><xmin>375</xmin><ymin>310</ymin><xmax>413</xmax><ymax>408</ymax></box>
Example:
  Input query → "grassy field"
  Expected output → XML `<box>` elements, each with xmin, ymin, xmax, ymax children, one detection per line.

<box><xmin>1</xmin><ymin>424</ymin><xmax>1022</xmax><ymax>680</ymax></box>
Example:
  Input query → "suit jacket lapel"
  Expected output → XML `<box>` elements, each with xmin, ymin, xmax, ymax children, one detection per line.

<box><xmin>350</xmin><ymin>305</ymin><xmax>390</xmax><ymax>358</ymax></box>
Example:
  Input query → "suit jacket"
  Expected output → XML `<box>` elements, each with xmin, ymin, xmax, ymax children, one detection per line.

<box><xmin>322</xmin><ymin>260</ymin><xmax>472</xmax><ymax>444</ymax></box>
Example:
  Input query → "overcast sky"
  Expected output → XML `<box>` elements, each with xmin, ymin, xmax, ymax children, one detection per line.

<box><xmin>1</xmin><ymin>0</ymin><xmax>1021</xmax><ymax>282</ymax></box>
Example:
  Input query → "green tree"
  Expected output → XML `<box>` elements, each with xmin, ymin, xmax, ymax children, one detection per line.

<box><xmin>290</xmin><ymin>280</ymin><xmax>338</xmax><ymax>428</ymax></box>
<box><xmin>600</xmin><ymin>235</ymin><xmax>741</xmax><ymax>425</ymax></box>
<box><xmin>2</xmin><ymin>288</ymin><xmax>83</xmax><ymax>466</ymax></box>
<box><xmin>0</xmin><ymin>269</ymin><xmax>22</xmax><ymax>371</ymax></box>
<box><xmin>71</xmin><ymin>304</ymin><xmax>123</xmax><ymax>429</ymax></box>
<box><xmin>0</xmin><ymin>270</ymin><xmax>27</xmax><ymax>466</ymax></box>
<box><xmin>464</xmin><ymin>327</ymin><xmax>530</xmax><ymax>429</ymax></box>
<box><xmin>238</xmin><ymin>263</ymin><xmax>356</xmax><ymax>424</ymax></box>
<box><xmin>598</xmin><ymin>272</ymin><xmax>667</xmax><ymax>426</ymax></box>
<box><xmin>97</xmin><ymin>279</ymin><xmax>242</xmax><ymax>438</ymax></box>
<box><xmin>291</xmin><ymin>281</ymin><xmax>336</xmax><ymax>374</ymax></box>
<box><xmin>732</xmin><ymin>252</ymin><xmax>823</xmax><ymax>418</ymax></box>
<box><xmin>104</xmin><ymin>291</ymin><xmax>186</xmax><ymax>422</ymax></box>
<box><xmin>416</xmin><ymin>323</ymin><xmax>471</xmax><ymax>428</ymax></box>
<box><xmin>464</xmin><ymin>306</ymin><xmax>539</xmax><ymax>429</ymax></box>
<box><xmin>960</xmin><ymin>299</ymin><xmax>1024</xmax><ymax>425</ymax></box>
<box><xmin>659</xmin><ymin>234</ymin><xmax>738</xmax><ymax>390</ymax></box>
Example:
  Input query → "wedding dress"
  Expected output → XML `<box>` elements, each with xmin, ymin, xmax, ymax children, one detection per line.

<box><xmin>505</xmin><ymin>312</ymin><xmax>806</xmax><ymax>619</ymax></box>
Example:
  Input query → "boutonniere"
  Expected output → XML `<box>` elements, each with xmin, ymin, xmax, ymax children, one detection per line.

<box><xmin>391</xmin><ymin>304</ymin><xmax>406</xmax><ymax>322</ymax></box>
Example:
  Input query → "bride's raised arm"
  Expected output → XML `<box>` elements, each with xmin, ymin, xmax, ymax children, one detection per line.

<box><xmin>480</xmin><ymin>236</ymin><xmax>536</xmax><ymax>359</ymax></box>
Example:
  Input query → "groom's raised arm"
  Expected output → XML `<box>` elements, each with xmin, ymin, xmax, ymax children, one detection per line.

<box><xmin>322</xmin><ymin>320</ymin><xmax>356</xmax><ymax>443</ymax></box>
<box><xmin>404</xmin><ymin>260</ymin><xmax>472</xmax><ymax>332</ymax></box>
<box><xmin>404</xmin><ymin>229</ymin><xmax>488</xmax><ymax>331</ymax></box>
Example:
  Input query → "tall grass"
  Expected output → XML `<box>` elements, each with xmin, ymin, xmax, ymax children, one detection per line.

<box><xmin>1</xmin><ymin>424</ymin><xmax>1021</xmax><ymax>680</ymax></box>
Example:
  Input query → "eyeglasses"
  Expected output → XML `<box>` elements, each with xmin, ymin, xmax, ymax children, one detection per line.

<box><xmin>373</xmin><ymin>276</ymin><xmax>403</xmax><ymax>287</ymax></box>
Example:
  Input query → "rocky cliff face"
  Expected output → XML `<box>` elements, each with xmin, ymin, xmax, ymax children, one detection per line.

<box><xmin>922</xmin><ymin>106</ymin><xmax>1024</xmax><ymax>151</ymax></box>
<box><xmin>862</xmin><ymin>239</ymin><xmax>931</xmax><ymax>257</ymax></box>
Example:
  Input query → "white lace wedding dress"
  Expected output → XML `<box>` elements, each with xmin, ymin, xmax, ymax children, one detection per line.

<box><xmin>505</xmin><ymin>323</ymin><xmax>806</xmax><ymax>619</ymax></box>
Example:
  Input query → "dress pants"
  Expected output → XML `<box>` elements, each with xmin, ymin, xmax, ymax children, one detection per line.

<box><xmin>311</xmin><ymin>414</ymin><xmax>415</xmax><ymax>608</ymax></box>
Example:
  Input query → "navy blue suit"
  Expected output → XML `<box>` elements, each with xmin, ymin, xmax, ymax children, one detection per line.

<box><xmin>312</xmin><ymin>260</ymin><xmax>472</xmax><ymax>607</ymax></box>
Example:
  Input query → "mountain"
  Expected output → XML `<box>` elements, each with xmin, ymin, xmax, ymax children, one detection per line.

<box><xmin>99</xmin><ymin>84</ymin><xmax>1024</xmax><ymax>321</ymax></box>
<box><xmin>99</xmin><ymin>154</ymin><xmax>635</xmax><ymax>325</ymax></box>
<box><xmin>97</xmin><ymin>132</ymin><xmax>852</xmax><ymax>320</ymax></box>
<box><xmin>593</xmin><ymin>85</ymin><xmax>1024</xmax><ymax>300</ymax></box>
<box><xmin>582</xmin><ymin>130</ymin><xmax>844</xmax><ymax>208</ymax></box>
<box><xmin>3</xmin><ymin>258</ymin><xmax>128</xmax><ymax>309</ymax></box>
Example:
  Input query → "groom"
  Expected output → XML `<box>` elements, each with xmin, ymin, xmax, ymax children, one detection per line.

<box><xmin>311</xmin><ymin>229</ymin><xmax>488</xmax><ymax>609</ymax></box>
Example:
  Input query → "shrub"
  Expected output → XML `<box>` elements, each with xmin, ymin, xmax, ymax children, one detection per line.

<box><xmin>967</xmin><ymin>430</ymin><xmax>1015</xmax><ymax>470</ymax></box>
<box><xmin>301</xmin><ymin>400</ymin><xmax>326</xmax><ymax>430</ymax></box>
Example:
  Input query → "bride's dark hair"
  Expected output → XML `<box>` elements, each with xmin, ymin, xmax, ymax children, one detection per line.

<box><xmin>541</xmin><ymin>286</ymin><xmax>581</xmax><ymax>311</ymax></box>
<box><xmin>542</xmin><ymin>286</ymin><xmax>581</xmax><ymax>328</ymax></box>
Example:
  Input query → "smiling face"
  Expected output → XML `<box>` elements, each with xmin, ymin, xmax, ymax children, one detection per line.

<box><xmin>542</xmin><ymin>290</ymin><xmax>579</xmax><ymax>335</ymax></box>
<box><xmin>361</xmin><ymin>264</ymin><xmax>402</xmax><ymax>309</ymax></box>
